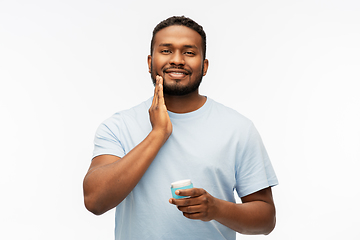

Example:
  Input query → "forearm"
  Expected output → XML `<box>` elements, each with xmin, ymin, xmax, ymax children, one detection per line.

<box><xmin>83</xmin><ymin>130</ymin><xmax>167</xmax><ymax>215</ymax></box>
<box><xmin>214</xmin><ymin>198</ymin><xmax>276</xmax><ymax>235</ymax></box>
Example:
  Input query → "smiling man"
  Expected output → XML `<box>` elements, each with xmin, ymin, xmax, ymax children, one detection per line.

<box><xmin>149</xmin><ymin>24</ymin><xmax>208</xmax><ymax>99</ymax></box>
<box><xmin>83</xmin><ymin>16</ymin><xmax>278</xmax><ymax>240</ymax></box>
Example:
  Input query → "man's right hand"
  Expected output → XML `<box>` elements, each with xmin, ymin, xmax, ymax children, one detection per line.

<box><xmin>84</xmin><ymin>76</ymin><xmax>174</xmax><ymax>215</ymax></box>
<box><xmin>149</xmin><ymin>75</ymin><xmax>172</xmax><ymax>141</ymax></box>
<box><xmin>84</xmin><ymin>76</ymin><xmax>173</xmax><ymax>215</ymax></box>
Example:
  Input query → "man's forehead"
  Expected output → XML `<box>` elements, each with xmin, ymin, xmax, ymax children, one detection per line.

<box><xmin>153</xmin><ymin>25</ymin><xmax>202</xmax><ymax>48</ymax></box>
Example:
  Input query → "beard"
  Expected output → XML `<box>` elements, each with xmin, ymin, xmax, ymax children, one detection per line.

<box><xmin>151</xmin><ymin>65</ymin><xmax>204</xmax><ymax>96</ymax></box>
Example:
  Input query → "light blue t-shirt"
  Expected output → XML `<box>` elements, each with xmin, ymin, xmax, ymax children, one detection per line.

<box><xmin>93</xmin><ymin>97</ymin><xmax>278</xmax><ymax>240</ymax></box>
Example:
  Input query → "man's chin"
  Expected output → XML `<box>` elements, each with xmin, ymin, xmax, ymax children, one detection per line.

<box><xmin>163</xmin><ymin>82</ymin><xmax>201</xmax><ymax>96</ymax></box>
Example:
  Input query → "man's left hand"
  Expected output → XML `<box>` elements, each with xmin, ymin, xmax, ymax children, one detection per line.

<box><xmin>169</xmin><ymin>188</ymin><xmax>219</xmax><ymax>221</ymax></box>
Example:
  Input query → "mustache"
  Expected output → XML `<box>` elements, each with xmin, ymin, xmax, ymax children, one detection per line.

<box><xmin>162</xmin><ymin>67</ymin><xmax>191</xmax><ymax>75</ymax></box>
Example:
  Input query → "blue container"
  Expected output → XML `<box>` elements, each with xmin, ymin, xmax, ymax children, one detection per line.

<box><xmin>171</xmin><ymin>179</ymin><xmax>193</xmax><ymax>199</ymax></box>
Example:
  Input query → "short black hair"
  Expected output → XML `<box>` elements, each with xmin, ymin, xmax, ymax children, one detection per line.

<box><xmin>150</xmin><ymin>16</ymin><xmax>207</xmax><ymax>59</ymax></box>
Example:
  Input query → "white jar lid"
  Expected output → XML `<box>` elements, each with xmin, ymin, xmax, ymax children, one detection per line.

<box><xmin>171</xmin><ymin>179</ymin><xmax>191</xmax><ymax>188</ymax></box>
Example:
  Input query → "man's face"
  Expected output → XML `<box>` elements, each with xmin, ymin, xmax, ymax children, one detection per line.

<box><xmin>148</xmin><ymin>25</ymin><xmax>208</xmax><ymax>96</ymax></box>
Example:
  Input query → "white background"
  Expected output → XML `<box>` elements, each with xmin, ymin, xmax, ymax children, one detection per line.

<box><xmin>1</xmin><ymin>1</ymin><xmax>359</xmax><ymax>239</ymax></box>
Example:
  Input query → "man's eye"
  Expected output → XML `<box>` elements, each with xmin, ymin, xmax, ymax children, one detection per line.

<box><xmin>161</xmin><ymin>50</ymin><xmax>171</xmax><ymax>54</ymax></box>
<box><xmin>184</xmin><ymin>51</ymin><xmax>195</xmax><ymax>55</ymax></box>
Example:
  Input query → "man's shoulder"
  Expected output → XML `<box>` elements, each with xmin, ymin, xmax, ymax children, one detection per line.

<box><xmin>209</xmin><ymin>98</ymin><xmax>252</xmax><ymax>125</ymax></box>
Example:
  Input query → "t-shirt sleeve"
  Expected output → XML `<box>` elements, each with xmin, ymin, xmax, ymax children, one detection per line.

<box><xmin>235</xmin><ymin>122</ymin><xmax>278</xmax><ymax>197</ymax></box>
<box><xmin>92</xmin><ymin>119</ymin><xmax>125</xmax><ymax>159</ymax></box>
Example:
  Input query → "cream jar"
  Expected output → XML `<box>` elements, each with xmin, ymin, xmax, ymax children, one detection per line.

<box><xmin>171</xmin><ymin>179</ymin><xmax>193</xmax><ymax>199</ymax></box>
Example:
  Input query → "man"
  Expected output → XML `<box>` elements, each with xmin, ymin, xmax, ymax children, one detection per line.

<box><xmin>83</xmin><ymin>16</ymin><xmax>278</xmax><ymax>240</ymax></box>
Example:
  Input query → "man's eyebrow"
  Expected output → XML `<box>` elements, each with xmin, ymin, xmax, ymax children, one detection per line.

<box><xmin>159</xmin><ymin>43</ymin><xmax>172</xmax><ymax>47</ymax></box>
<box><xmin>184</xmin><ymin>44</ymin><xmax>198</xmax><ymax>49</ymax></box>
<box><xmin>158</xmin><ymin>43</ymin><xmax>198</xmax><ymax>49</ymax></box>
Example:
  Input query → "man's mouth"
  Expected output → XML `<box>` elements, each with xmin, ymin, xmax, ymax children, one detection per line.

<box><xmin>163</xmin><ymin>68</ymin><xmax>191</xmax><ymax>79</ymax></box>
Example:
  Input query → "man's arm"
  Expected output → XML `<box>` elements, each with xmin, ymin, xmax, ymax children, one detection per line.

<box><xmin>169</xmin><ymin>187</ymin><xmax>276</xmax><ymax>235</ymax></box>
<box><xmin>83</xmin><ymin>75</ymin><xmax>171</xmax><ymax>215</ymax></box>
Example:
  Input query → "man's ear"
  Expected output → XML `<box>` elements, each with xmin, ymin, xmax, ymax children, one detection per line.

<box><xmin>203</xmin><ymin>59</ymin><xmax>209</xmax><ymax>76</ymax></box>
<box><xmin>147</xmin><ymin>55</ymin><xmax>152</xmax><ymax>73</ymax></box>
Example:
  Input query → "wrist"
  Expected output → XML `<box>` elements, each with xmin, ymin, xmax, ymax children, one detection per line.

<box><xmin>212</xmin><ymin>198</ymin><xmax>232</xmax><ymax>222</ymax></box>
<box><xmin>149</xmin><ymin>129</ymin><xmax>171</xmax><ymax>145</ymax></box>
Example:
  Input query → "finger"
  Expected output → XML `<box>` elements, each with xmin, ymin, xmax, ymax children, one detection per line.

<box><xmin>183</xmin><ymin>212</ymin><xmax>206</xmax><ymax>220</ymax></box>
<box><xmin>157</xmin><ymin>76</ymin><xmax>165</xmax><ymax>105</ymax></box>
<box><xmin>171</xmin><ymin>195</ymin><xmax>204</xmax><ymax>207</ymax></box>
<box><xmin>176</xmin><ymin>188</ymin><xmax>206</xmax><ymax>198</ymax></box>
<box><xmin>178</xmin><ymin>204</ymin><xmax>203</xmax><ymax>214</ymax></box>
<box><xmin>152</xmin><ymin>76</ymin><xmax>160</xmax><ymax>106</ymax></box>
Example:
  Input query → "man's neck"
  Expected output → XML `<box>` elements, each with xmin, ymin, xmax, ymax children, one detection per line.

<box><xmin>164</xmin><ymin>92</ymin><xmax>206</xmax><ymax>114</ymax></box>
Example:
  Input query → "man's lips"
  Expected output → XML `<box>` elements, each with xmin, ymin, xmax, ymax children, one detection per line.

<box><xmin>163</xmin><ymin>68</ymin><xmax>191</xmax><ymax>79</ymax></box>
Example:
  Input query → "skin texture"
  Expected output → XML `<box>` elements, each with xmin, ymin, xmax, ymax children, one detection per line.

<box><xmin>169</xmin><ymin>187</ymin><xmax>275</xmax><ymax>235</ymax></box>
<box><xmin>149</xmin><ymin>25</ymin><xmax>208</xmax><ymax>97</ymax></box>
<box><xmin>148</xmin><ymin>25</ymin><xmax>208</xmax><ymax>113</ymax></box>
<box><xmin>83</xmin><ymin>25</ymin><xmax>276</xmax><ymax>235</ymax></box>
<box><xmin>83</xmin><ymin>75</ymin><xmax>171</xmax><ymax>215</ymax></box>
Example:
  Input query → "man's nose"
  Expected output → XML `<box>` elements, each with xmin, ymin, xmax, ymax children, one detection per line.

<box><xmin>169</xmin><ymin>51</ymin><xmax>185</xmax><ymax>65</ymax></box>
